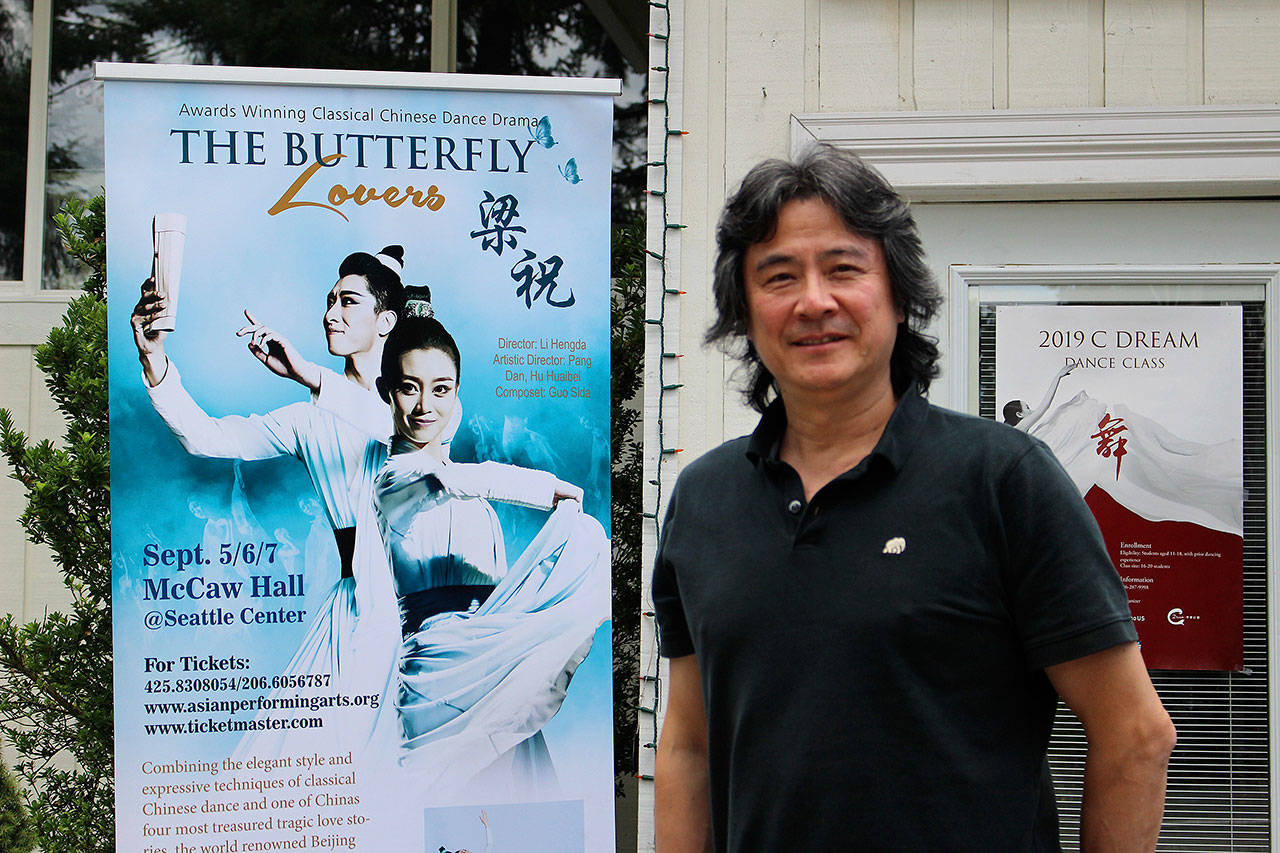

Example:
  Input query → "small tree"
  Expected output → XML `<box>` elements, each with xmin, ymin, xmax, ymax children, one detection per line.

<box><xmin>0</xmin><ymin>195</ymin><xmax>112</xmax><ymax>853</ymax></box>
<box><xmin>0</xmin><ymin>753</ymin><xmax>36</xmax><ymax>853</ymax></box>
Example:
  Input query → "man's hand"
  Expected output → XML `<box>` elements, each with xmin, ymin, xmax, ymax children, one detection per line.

<box><xmin>236</xmin><ymin>310</ymin><xmax>322</xmax><ymax>392</ymax></box>
<box><xmin>131</xmin><ymin>278</ymin><xmax>170</xmax><ymax>387</ymax></box>
<box><xmin>655</xmin><ymin>654</ymin><xmax>714</xmax><ymax>853</ymax></box>
<box><xmin>1046</xmin><ymin>642</ymin><xmax>1176</xmax><ymax>852</ymax></box>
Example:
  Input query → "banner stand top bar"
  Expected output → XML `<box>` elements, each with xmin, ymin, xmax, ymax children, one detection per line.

<box><xmin>94</xmin><ymin>61</ymin><xmax>623</xmax><ymax>97</ymax></box>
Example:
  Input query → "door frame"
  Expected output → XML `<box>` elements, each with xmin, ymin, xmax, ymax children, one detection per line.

<box><xmin>791</xmin><ymin>105</ymin><xmax>1280</xmax><ymax>202</ymax></box>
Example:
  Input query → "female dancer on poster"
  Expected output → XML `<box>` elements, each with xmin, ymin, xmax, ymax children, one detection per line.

<box><xmin>1001</xmin><ymin>363</ymin><xmax>1243</xmax><ymax>536</ymax></box>
<box><xmin>362</xmin><ymin>289</ymin><xmax>609</xmax><ymax>799</ymax></box>
<box><xmin>130</xmin><ymin>245</ymin><xmax>410</xmax><ymax>757</ymax></box>
<box><xmin>1002</xmin><ymin>363</ymin><xmax>1074</xmax><ymax>432</ymax></box>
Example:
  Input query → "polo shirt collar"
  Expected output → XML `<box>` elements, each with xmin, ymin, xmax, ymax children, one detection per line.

<box><xmin>745</xmin><ymin>384</ymin><xmax>928</xmax><ymax>475</ymax></box>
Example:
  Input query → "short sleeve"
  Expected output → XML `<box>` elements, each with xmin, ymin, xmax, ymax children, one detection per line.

<box><xmin>651</xmin><ymin>481</ymin><xmax>695</xmax><ymax>658</ymax></box>
<box><xmin>999</xmin><ymin>442</ymin><xmax>1138</xmax><ymax>670</ymax></box>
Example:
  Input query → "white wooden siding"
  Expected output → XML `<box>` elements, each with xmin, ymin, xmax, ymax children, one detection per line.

<box><xmin>913</xmin><ymin>0</ymin><xmax>996</xmax><ymax>110</ymax></box>
<box><xmin>0</xmin><ymin>319</ymin><xmax>70</xmax><ymax>622</ymax></box>
<box><xmin>1205</xmin><ymin>0</ymin><xmax>1280</xmax><ymax>103</ymax></box>
<box><xmin>1104</xmin><ymin>0</ymin><xmax>1203</xmax><ymax>105</ymax></box>
<box><xmin>818</xmin><ymin>1</ymin><xmax>903</xmax><ymax>112</ymax></box>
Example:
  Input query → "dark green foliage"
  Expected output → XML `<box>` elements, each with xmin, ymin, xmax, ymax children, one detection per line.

<box><xmin>0</xmin><ymin>755</ymin><xmax>37</xmax><ymax>853</ymax></box>
<box><xmin>0</xmin><ymin>195</ymin><xmax>113</xmax><ymax>853</ymax></box>
<box><xmin>610</xmin><ymin>217</ymin><xmax>644</xmax><ymax>788</ymax></box>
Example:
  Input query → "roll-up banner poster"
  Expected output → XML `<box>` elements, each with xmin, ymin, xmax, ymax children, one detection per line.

<box><xmin>100</xmin><ymin>62</ymin><xmax>619</xmax><ymax>851</ymax></box>
<box><xmin>995</xmin><ymin>304</ymin><xmax>1244</xmax><ymax>671</ymax></box>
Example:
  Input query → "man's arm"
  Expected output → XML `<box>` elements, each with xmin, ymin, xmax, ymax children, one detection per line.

<box><xmin>655</xmin><ymin>654</ymin><xmax>713</xmax><ymax>853</ymax></box>
<box><xmin>132</xmin><ymin>280</ymin><xmax>302</xmax><ymax>461</ymax></box>
<box><xmin>1046</xmin><ymin>642</ymin><xmax>1176</xmax><ymax>852</ymax></box>
<box><xmin>146</xmin><ymin>362</ymin><xmax>300</xmax><ymax>461</ymax></box>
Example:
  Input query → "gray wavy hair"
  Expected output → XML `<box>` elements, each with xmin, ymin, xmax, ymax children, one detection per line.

<box><xmin>706</xmin><ymin>144</ymin><xmax>941</xmax><ymax>412</ymax></box>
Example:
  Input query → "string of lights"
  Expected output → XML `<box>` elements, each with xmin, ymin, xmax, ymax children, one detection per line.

<box><xmin>637</xmin><ymin>0</ymin><xmax>683</xmax><ymax>784</ymax></box>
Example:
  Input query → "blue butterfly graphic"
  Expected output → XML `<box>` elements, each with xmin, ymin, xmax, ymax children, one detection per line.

<box><xmin>529</xmin><ymin>115</ymin><xmax>557</xmax><ymax>148</ymax></box>
<box><xmin>558</xmin><ymin>158</ymin><xmax>582</xmax><ymax>184</ymax></box>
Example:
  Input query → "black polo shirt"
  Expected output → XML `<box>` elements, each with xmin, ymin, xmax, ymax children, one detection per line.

<box><xmin>653</xmin><ymin>387</ymin><xmax>1137</xmax><ymax>852</ymax></box>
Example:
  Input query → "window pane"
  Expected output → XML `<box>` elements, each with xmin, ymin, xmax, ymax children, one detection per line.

<box><xmin>42</xmin><ymin>60</ymin><xmax>100</xmax><ymax>288</ymax></box>
<box><xmin>42</xmin><ymin>2</ymin><xmax>103</xmax><ymax>289</ymax></box>
<box><xmin>42</xmin><ymin>3</ymin><xmax>196</xmax><ymax>288</ymax></box>
<box><xmin>0</xmin><ymin>0</ymin><xmax>31</xmax><ymax>281</ymax></box>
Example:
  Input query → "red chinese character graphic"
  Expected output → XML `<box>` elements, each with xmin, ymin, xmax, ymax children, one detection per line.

<box><xmin>1091</xmin><ymin>412</ymin><xmax>1129</xmax><ymax>479</ymax></box>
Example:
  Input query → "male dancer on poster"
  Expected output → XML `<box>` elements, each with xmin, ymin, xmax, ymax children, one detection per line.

<box><xmin>130</xmin><ymin>246</ymin><xmax>409</xmax><ymax>760</ymax></box>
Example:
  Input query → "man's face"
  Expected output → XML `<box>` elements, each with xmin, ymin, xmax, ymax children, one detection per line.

<box><xmin>743</xmin><ymin>197</ymin><xmax>904</xmax><ymax>403</ymax></box>
<box><xmin>324</xmin><ymin>274</ymin><xmax>392</xmax><ymax>357</ymax></box>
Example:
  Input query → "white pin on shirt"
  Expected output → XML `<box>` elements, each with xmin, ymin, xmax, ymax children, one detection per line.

<box><xmin>882</xmin><ymin>537</ymin><xmax>906</xmax><ymax>555</ymax></box>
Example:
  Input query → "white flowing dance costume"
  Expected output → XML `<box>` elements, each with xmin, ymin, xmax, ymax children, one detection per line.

<box><xmin>1029</xmin><ymin>390</ymin><xmax>1244</xmax><ymax>536</ymax></box>
<box><xmin>372</xmin><ymin>437</ymin><xmax>610</xmax><ymax>801</ymax></box>
<box><xmin>147</xmin><ymin>363</ymin><xmax>402</xmax><ymax>758</ymax></box>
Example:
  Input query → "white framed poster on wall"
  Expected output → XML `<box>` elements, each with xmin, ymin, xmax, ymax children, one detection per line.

<box><xmin>994</xmin><ymin>302</ymin><xmax>1243</xmax><ymax>670</ymax></box>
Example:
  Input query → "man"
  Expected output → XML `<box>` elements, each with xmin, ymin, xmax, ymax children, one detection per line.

<box><xmin>652</xmin><ymin>146</ymin><xmax>1175</xmax><ymax>851</ymax></box>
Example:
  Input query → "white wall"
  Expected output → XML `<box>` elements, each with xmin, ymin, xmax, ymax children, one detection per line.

<box><xmin>0</xmin><ymin>299</ymin><xmax>72</xmax><ymax>622</ymax></box>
